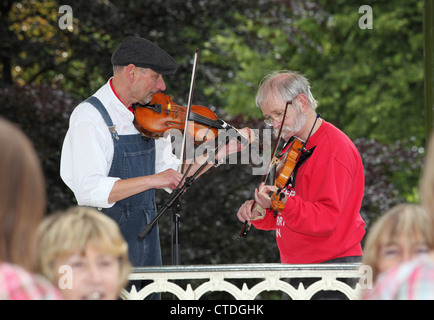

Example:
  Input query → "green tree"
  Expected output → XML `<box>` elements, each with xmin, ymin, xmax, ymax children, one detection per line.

<box><xmin>201</xmin><ymin>0</ymin><xmax>425</xmax><ymax>145</ymax></box>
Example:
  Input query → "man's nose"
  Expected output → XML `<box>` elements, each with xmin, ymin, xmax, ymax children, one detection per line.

<box><xmin>157</xmin><ymin>77</ymin><xmax>166</xmax><ymax>91</ymax></box>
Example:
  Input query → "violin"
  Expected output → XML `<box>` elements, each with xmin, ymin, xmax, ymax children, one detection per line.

<box><xmin>270</xmin><ymin>136</ymin><xmax>304</xmax><ymax>212</ymax></box>
<box><xmin>133</xmin><ymin>92</ymin><xmax>223</xmax><ymax>144</ymax></box>
<box><xmin>254</xmin><ymin>136</ymin><xmax>305</xmax><ymax>213</ymax></box>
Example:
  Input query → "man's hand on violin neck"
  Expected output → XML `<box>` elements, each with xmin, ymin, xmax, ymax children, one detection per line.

<box><xmin>216</xmin><ymin>127</ymin><xmax>255</xmax><ymax>159</ymax></box>
<box><xmin>254</xmin><ymin>182</ymin><xmax>278</xmax><ymax>209</ymax></box>
<box><xmin>239</xmin><ymin>127</ymin><xmax>256</xmax><ymax>145</ymax></box>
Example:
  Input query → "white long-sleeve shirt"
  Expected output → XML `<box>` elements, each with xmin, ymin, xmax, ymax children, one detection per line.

<box><xmin>60</xmin><ymin>79</ymin><xmax>179</xmax><ymax>208</ymax></box>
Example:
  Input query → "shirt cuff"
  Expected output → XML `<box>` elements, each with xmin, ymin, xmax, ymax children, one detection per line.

<box><xmin>89</xmin><ymin>176</ymin><xmax>120</xmax><ymax>209</ymax></box>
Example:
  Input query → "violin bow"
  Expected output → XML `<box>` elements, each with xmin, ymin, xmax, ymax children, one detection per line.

<box><xmin>178</xmin><ymin>48</ymin><xmax>200</xmax><ymax>175</ymax></box>
<box><xmin>238</xmin><ymin>100</ymin><xmax>292</xmax><ymax>239</ymax></box>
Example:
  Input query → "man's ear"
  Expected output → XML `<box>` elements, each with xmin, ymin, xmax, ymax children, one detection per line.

<box><xmin>124</xmin><ymin>64</ymin><xmax>137</xmax><ymax>83</ymax></box>
<box><xmin>295</xmin><ymin>93</ymin><xmax>310</xmax><ymax>112</ymax></box>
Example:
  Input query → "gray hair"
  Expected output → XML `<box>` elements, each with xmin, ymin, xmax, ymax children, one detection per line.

<box><xmin>113</xmin><ymin>65</ymin><xmax>125</xmax><ymax>74</ymax></box>
<box><xmin>255</xmin><ymin>70</ymin><xmax>318</xmax><ymax>110</ymax></box>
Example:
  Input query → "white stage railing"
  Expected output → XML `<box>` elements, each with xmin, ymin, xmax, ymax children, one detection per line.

<box><xmin>120</xmin><ymin>263</ymin><xmax>367</xmax><ymax>300</ymax></box>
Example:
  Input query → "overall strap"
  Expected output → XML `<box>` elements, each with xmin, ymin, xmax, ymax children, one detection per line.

<box><xmin>85</xmin><ymin>96</ymin><xmax>119</xmax><ymax>141</ymax></box>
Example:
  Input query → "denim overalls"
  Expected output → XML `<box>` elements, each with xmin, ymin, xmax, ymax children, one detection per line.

<box><xmin>86</xmin><ymin>97</ymin><xmax>162</xmax><ymax>269</ymax></box>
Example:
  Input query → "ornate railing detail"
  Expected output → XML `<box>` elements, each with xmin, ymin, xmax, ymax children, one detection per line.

<box><xmin>120</xmin><ymin>263</ymin><xmax>365</xmax><ymax>300</ymax></box>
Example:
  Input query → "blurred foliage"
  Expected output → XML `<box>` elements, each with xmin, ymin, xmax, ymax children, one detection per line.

<box><xmin>201</xmin><ymin>0</ymin><xmax>425</xmax><ymax>145</ymax></box>
<box><xmin>0</xmin><ymin>0</ymin><xmax>427</xmax><ymax>264</ymax></box>
<box><xmin>0</xmin><ymin>84</ymin><xmax>77</xmax><ymax>214</ymax></box>
<box><xmin>355</xmin><ymin>137</ymin><xmax>424</xmax><ymax>230</ymax></box>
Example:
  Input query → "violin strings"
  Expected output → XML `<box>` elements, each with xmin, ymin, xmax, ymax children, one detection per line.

<box><xmin>160</xmin><ymin>105</ymin><xmax>224</xmax><ymax>129</ymax></box>
<box><xmin>158</xmin><ymin>104</ymin><xmax>264</xmax><ymax>146</ymax></box>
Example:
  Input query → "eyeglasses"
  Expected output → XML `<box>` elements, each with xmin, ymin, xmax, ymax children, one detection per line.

<box><xmin>263</xmin><ymin>101</ymin><xmax>292</xmax><ymax>127</ymax></box>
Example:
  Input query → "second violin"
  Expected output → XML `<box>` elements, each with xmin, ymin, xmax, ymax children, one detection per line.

<box><xmin>269</xmin><ymin>136</ymin><xmax>305</xmax><ymax>213</ymax></box>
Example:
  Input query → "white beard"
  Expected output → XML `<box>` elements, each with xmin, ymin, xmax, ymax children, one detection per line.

<box><xmin>273</xmin><ymin>106</ymin><xmax>306</xmax><ymax>139</ymax></box>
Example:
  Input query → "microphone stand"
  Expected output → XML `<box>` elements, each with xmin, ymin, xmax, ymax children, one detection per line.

<box><xmin>137</xmin><ymin>134</ymin><xmax>233</xmax><ymax>265</ymax></box>
<box><xmin>170</xmin><ymin>194</ymin><xmax>182</xmax><ymax>265</ymax></box>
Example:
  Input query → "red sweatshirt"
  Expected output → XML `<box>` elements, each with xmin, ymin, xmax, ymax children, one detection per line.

<box><xmin>252</xmin><ymin>120</ymin><xmax>365</xmax><ymax>264</ymax></box>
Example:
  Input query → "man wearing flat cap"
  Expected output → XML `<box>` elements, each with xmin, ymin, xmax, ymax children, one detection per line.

<box><xmin>60</xmin><ymin>37</ymin><xmax>251</xmax><ymax>297</ymax></box>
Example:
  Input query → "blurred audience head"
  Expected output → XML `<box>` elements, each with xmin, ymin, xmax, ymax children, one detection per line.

<box><xmin>37</xmin><ymin>206</ymin><xmax>131</xmax><ymax>300</ymax></box>
<box><xmin>363</xmin><ymin>203</ymin><xmax>434</xmax><ymax>281</ymax></box>
<box><xmin>0</xmin><ymin>117</ymin><xmax>46</xmax><ymax>271</ymax></box>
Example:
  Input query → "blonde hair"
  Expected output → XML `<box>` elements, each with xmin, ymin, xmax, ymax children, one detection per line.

<box><xmin>362</xmin><ymin>204</ymin><xmax>434</xmax><ymax>280</ymax></box>
<box><xmin>37</xmin><ymin>206</ymin><xmax>131</xmax><ymax>292</ymax></box>
<box><xmin>0</xmin><ymin>118</ymin><xmax>46</xmax><ymax>271</ymax></box>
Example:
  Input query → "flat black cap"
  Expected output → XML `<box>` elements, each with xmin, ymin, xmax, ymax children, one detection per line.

<box><xmin>111</xmin><ymin>37</ymin><xmax>177</xmax><ymax>75</ymax></box>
